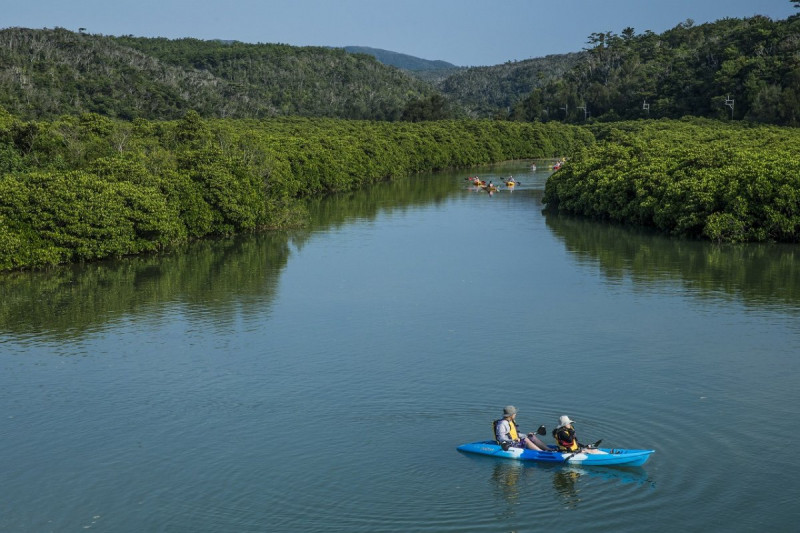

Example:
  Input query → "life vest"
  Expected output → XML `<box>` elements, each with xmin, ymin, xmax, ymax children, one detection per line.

<box><xmin>552</xmin><ymin>426</ymin><xmax>578</xmax><ymax>452</ymax></box>
<box><xmin>493</xmin><ymin>418</ymin><xmax>519</xmax><ymax>444</ymax></box>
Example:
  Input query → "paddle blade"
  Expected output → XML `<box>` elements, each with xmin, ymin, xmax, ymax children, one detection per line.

<box><xmin>537</xmin><ymin>425</ymin><xmax>547</xmax><ymax>436</ymax></box>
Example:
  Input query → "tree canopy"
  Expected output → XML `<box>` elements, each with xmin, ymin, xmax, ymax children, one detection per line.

<box><xmin>2</xmin><ymin>14</ymin><xmax>799</xmax><ymax>126</ymax></box>
<box><xmin>512</xmin><ymin>14</ymin><xmax>800</xmax><ymax>126</ymax></box>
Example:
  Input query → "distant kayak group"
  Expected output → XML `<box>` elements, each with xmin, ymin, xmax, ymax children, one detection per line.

<box><xmin>466</xmin><ymin>176</ymin><xmax>520</xmax><ymax>194</ymax></box>
<box><xmin>527</xmin><ymin>157</ymin><xmax>566</xmax><ymax>171</ymax></box>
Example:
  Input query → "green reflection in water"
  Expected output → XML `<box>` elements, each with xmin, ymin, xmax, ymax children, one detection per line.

<box><xmin>7</xmin><ymin>162</ymin><xmax>794</xmax><ymax>342</ymax></box>
<box><xmin>0</xmin><ymin>169</ymin><xmax>469</xmax><ymax>339</ymax></box>
<box><xmin>545</xmin><ymin>212</ymin><xmax>800</xmax><ymax>310</ymax></box>
<box><xmin>306</xmin><ymin>170</ymin><xmax>465</xmax><ymax>228</ymax></box>
<box><xmin>0</xmin><ymin>232</ymin><xmax>291</xmax><ymax>339</ymax></box>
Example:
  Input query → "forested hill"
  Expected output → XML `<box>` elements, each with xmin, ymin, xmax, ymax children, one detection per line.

<box><xmin>0</xmin><ymin>27</ymin><xmax>436</xmax><ymax>121</ymax></box>
<box><xmin>436</xmin><ymin>53</ymin><xmax>585</xmax><ymax>117</ymax></box>
<box><xmin>339</xmin><ymin>46</ymin><xmax>583</xmax><ymax>113</ymax></box>
<box><xmin>510</xmin><ymin>14</ymin><xmax>800</xmax><ymax>126</ymax></box>
<box><xmin>2</xmin><ymin>13</ymin><xmax>798</xmax><ymax>125</ymax></box>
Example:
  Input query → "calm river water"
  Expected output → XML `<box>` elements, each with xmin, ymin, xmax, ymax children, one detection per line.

<box><xmin>2</xmin><ymin>161</ymin><xmax>799</xmax><ymax>532</ymax></box>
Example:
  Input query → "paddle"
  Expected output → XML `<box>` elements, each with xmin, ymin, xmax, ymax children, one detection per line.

<box><xmin>523</xmin><ymin>425</ymin><xmax>548</xmax><ymax>448</ymax></box>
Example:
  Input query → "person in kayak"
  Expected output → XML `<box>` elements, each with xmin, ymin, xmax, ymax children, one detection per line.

<box><xmin>494</xmin><ymin>405</ymin><xmax>549</xmax><ymax>451</ymax></box>
<box><xmin>552</xmin><ymin>415</ymin><xmax>603</xmax><ymax>454</ymax></box>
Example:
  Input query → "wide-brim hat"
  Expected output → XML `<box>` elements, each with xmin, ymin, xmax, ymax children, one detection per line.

<box><xmin>503</xmin><ymin>405</ymin><xmax>518</xmax><ymax>417</ymax></box>
<box><xmin>558</xmin><ymin>415</ymin><xmax>575</xmax><ymax>427</ymax></box>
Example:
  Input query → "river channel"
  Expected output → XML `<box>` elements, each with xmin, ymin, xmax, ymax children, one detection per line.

<box><xmin>2</xmin><ymin>161</ymin><xmax>799</xmax><ymax>532</ymax></box>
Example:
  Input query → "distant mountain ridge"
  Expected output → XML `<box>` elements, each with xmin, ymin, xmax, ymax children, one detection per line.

<box><xmin>341</xmin><ymin>45</ymin><xmax>580</xmax><ymax>111</ymax></box>
<box><xmin>342</xmin><ymin>46</ymin><xmax>458</xmax><ymax>71</ymax></box>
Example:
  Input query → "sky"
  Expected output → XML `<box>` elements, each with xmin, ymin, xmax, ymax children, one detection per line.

<box><xmin>3</xmin><ymin>0</ymin><xmax>797</xmax><ymax>66</ymax></box>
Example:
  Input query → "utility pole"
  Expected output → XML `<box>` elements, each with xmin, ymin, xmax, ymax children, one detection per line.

<box><xmin>578</xmin><ymin>103</ymin><xmax>588</xmax><ymax>120</ymax></box>
<box><xmin>724</xmin><ymin>94</ymin><xmax>734</xmax><ymax>119</ymax></box>
<box><xmin>560</xmin><ymin>103</ymin><xmax>568</xmax><ymax>120</ymax></box>
<box><xmin>642</xmin><ymin>99</ymin><xmax>650</xmax><ymax>116</ymax></box>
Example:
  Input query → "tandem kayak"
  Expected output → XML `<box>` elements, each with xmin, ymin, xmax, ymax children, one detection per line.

<box><xmin>457</xmin><ymin>441</ymin><xmax>654</xmax><ymax>467</ymax></box>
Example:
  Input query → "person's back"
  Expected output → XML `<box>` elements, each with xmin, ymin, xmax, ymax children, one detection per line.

<box><xmin>494</xmin><ymin>414</ymin><xmax>518</xmax><ymax>449</ymax></box>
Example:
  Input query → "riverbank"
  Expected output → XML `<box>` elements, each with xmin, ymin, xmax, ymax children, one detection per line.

<box><xmin>543</xmin><ymin>118</ymin><xmax>800</xmax><ymax>243</ymax></box>
<box><xmin>0</xmin><ymin>108</ymin><xmax>593</xmax><ymax>271</ymax></box>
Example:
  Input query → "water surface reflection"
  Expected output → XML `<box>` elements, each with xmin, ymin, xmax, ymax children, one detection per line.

<box><xmin>545</xmin><ymin>212</ymin><xmax>800</xmax><ymax>312</ymax></box>
<box><xmin>0</xmin><ymin>233</ymin><xmax>290</xmax><ymax>340</ymax></box>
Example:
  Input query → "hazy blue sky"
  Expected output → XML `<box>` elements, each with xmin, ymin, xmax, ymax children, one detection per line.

<box><xmin>4</xmin><ymin>0</ymin><xmax>797</xmax><ymax>66</ymax></box>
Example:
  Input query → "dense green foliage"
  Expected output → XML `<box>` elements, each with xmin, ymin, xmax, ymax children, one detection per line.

<box><xmin>543</xmin><ymin>119</ymin><xmax>800</xmax><ymax>242</ymax></box>
<box><xmin>3</xmin><ymin>13</ymin><xmax>799</xmax><ymax>124</ymax></box>
<box><xmin>3</xmin><ymin>12</ymin><xmax>799</xmax><ymax>264</ymax></box>
<box><xmin>0</xmin><ymin>107</ymin><xmax>593</xmax><ymax>270</ymax></box>
<box><xmin>0</xmin><ymin>28</ymin><xmax>436</xmax><ymax>121</ymax></box>
<box><xmin>116</xmin><ymin>36</ymin><xmax>438</xmax><ymax>120</ymax></box>
<box><xmin>513</xmin><ymin>15</ymin><xmax>800</xmax><ymax>125</ymax></box>
<box><xmin>437</xmin><ymin>54</ymin><xmax>585</xmax><ymax>117</ymax></box>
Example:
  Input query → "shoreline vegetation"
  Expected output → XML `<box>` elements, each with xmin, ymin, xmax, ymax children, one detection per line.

<box><xmin>0</xmin><ymin>108</ymin><xmax>592</xmax><ymax>271</ymax></box>
<box><xmin>543</xmin><ymin>118</ymin><xmax>800</xmax><ymax>243</ymax></box>
<box><xmin>3</xmin><ymin>15</ymin><xmax>800</xmax><ymax>272</ymax></box>
<box><xmin>2</xmin><ymin>107</ymin><xmax>799</xmax><ymax>273</ymax></box>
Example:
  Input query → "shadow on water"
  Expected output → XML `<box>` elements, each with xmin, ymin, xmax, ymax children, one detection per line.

<box><xmin>545</xmin><ymin>211</ymin><xmax>800</xmax><ymax>312</ymax></box>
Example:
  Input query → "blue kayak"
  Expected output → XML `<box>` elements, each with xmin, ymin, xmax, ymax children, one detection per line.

<box><xmin>457</xmin><ymin>441</ymin><xmax>654</xmax><ymax>467</ymax></box>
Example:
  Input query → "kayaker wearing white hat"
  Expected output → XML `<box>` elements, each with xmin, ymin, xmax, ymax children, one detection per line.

<box><xmin>552</xmin><ymin>415</ymin><xmax>604</xmax><ymax>454</ymax></box>
<box><xmin>494</xmin><ymin>405</ymin><xmax>549</xmax><ymax>451</ymax></box>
